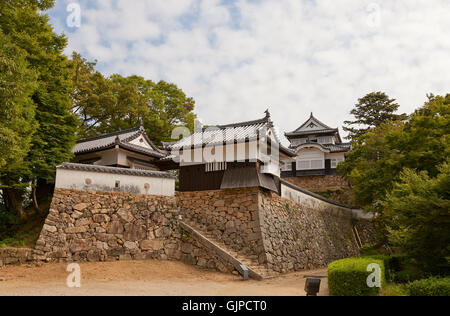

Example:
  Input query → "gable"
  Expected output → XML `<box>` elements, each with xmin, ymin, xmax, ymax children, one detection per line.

<box><xmin>128</xmin><ymin>134</ymin><xmax>154</xmax><ymax>150</ymax></box>
<box><xmin>295</xmin><ymin>116</ymin><xmax>331</xmax><ymax>132</ymax></box>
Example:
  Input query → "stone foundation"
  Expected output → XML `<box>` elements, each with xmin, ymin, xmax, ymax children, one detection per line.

<box><xmin>355</xmin><ymin>219</ymin><xmax>380</xmax><ymax>246</ymax></box>
<box><xmin>284</xmin><ymin>175</ymin><xmax>349</xmax><ymax>193</ymax></box>
<box><xmin>177</xmin><ymin>188</ymin><xmax>265</xmax><ymax>262</ymax></box>
<box><xmin>34</xmin><ymin>189</ymin><xmax>241</xmax><ymax>274</ymax></box>
<box><xmin>0</xmin><ymin>248</ymin><xmax>34</xmax><ymax>267</ymax></box>
<box><xmin>34</xmin><ymin>189</ymin><xmax>181</xmax><ymax>262</ymax></box>
<box><xmin>259</xmin><ymin>191</ymin><xmax>360</xmax><ymax>273</ymax></box>
<box><xmin>32</xmin><ymin>186</ymin><xmax>376</xmax><ymax>277</ymax></box>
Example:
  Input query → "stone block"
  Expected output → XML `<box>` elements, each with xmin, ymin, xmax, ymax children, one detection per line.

<box><xmin>181</xmin><ymin>243</ymin><xmax>193</xmax><ymax>254</ymax></box>
<box><xmin>93</xmin><ymin>214</ymin><xmax>110</xmax><ymax>223</ymax></box>
<box><xmin>43</xmin><ymin>224</ymin><xmax>57</xmax><ymax>233</ymax></box>
<box><xmin>140</xmin><ymin>240</ymin><xmax>164</xmax><ymax>251</ymax></box>
<box><xmin>73</xmin><ymin>203</ymin><xmax>89</xmax><ymax>211</ymax></box>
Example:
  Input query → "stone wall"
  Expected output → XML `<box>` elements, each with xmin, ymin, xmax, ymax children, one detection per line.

<box><xmin>33</xmin><ymin>186</ymin><xmax>374</xmax><ymax>277</ymax></box>
<box><xmin>34</xmin><ymin>189</ymin><xmax>182</xmax><ymax>262</ymax></box>
<box><xmin>34</xmin><ymin>189</ymin><xmax>240</xmax><ymax>274</ymax></box>
<box><xmin>355</xmin><ymin>219</ymin><xmax>380</xmax><ymax>246</ymax></box>
<box><xmin>258</xmin><ymin>190</ymin><xmax>360</xmax><ymax>273</ymax></box>
<box><xmin>0</xmin><ymin>248</ymin><xmax>34</xmax><ymax>267</ymax></box>
<box><xmin>177</xmin><ymin>188</ymin><xmax>265</xmax><ymax>262</ymax></box>
<box><xmin>284</xmin><ymin>175</ymin><xmax>349</xmax><ymax>193</ymax></box>
<box><xmin>178</xmin><ymin>187</ymin><xmax>363</xmax><ymax>274</ymax></box>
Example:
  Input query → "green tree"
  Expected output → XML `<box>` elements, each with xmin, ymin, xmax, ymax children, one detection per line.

<box><xmin>0</xmin><ymin>31</ymin><xmax>38</xmax><ymax>220</ymax></box>
<box><xmin>0</xmin><ymin>31</ymin><xmax>37</xmax><ymax>169</ymax></box>
<box><xmin>383</xmin><ymin>162</ymin><xmax>450</xmax><ymax>274</ymax></box>
<box><xmin>70</xmin><ymin>52</ymin><xmax>117</xmax><ymax>135</ymax></box>
<box><xmin>71</xmin><ymin>55</ymin><xmax>196</xmax><ymax>145</ymax></box>
<box><xmin>338</xmin><ymin>121</ymin><xmax>405</xmax><ymax>210</ymax></box>
<box><xmin>344</xmin><ymin>91</ymin><xmax>407</xmax><ymax>140</ymax></box>
<box><xmin>0</xmin><ymin>0</ymin><xmax>78</xmax><ymax>218</ymax></box>
<box><xmin>339</xmin><ymin>94</ymin><xmax>450</xmax><ymax>212</ymax></box>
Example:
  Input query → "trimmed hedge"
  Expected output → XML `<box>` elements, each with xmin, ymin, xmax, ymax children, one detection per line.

<box><xmin>408</xmin><ymin>277</ymin><xmax>450</xmax><ymax>296</ymax></box>
<box><xmin>328</xmin><ymin>257</ymin><xmax>386</xmax><ymax>296</ymax></box>
<box><xmin>368</xmin><ymin>254</ymin><xmax>409</xmax><ymax>282</ymax></box>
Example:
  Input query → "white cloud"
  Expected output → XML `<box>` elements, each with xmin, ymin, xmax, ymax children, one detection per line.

<box><xmin>53</xmin><ymin>0</ymin><xmax>450</xmax><ymax>140</ymax></box>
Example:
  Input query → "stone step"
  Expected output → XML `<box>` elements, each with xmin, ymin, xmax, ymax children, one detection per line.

<box><xmin>181</xmin><ymin>220</ymin><xmax>279</xmax><ymax>280</ymax></box>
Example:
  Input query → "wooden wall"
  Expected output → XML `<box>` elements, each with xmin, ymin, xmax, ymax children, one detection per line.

<box><xmin>179</xmin><ymin>162</ymin><xmax>259</xmax><ymax>192</ymax></box>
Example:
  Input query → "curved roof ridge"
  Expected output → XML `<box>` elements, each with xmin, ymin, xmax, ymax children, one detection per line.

<box><xmin>76</xmin><ymin>126</ymin><xmax>141</xmax><ymax>144</ymax></box>
<box><xmin>216</xmin><ymin>113</ymin><xmax>270</xmax><ymax>129</ymax></box>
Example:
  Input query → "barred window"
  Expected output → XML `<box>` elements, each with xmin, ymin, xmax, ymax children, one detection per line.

<box><xmin>205</xmin><ymin>162</ymin><xmax>227</xmax><ymax>172</ymax></box>
<box><xmin>298</xmin><ymin>160</ymin><xmax>311</xmax><ymax>170</ymax></box>
<box><xmin>281</xmin><ymin>161</ymin><xmax>292</xmax><ymax>171</ymax></box>
<box><xmin>297</xmin><ymin>159</ymin><xmax>324</xmax><ymax>170</ymax></box>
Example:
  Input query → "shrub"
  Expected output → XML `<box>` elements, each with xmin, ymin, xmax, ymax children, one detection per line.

<box><xmin>328</xmin><ymin>257</ymin><xmax>386</xmax><ymax>296</ymax></box>
<box><xmin>393</xmin><ymin>264</ymin><xmax>424</xmax><ymax>283</ymax></box>
<box><xmin>408</xmin><ymin>277</ymin><xmax>450</xmax><ymax>296</ymax></box>
<box><xmin>368</xmin><ymin>254</ymin><xmax>409</xmax><ymax>282</ymax></box>
<box><xmin>360</xmin><ymin>244</ymin><xmax>379</xmax><ymax>256</ymax></box>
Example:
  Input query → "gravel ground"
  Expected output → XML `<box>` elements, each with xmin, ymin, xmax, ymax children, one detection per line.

<box><xmin>0</xmin><ymin>260</ymin><xmax>328</xmax><ymax>296</ymax></box>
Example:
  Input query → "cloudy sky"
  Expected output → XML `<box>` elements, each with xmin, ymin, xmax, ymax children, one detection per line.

<box><xmin>48</xmin><ymin>0</ymin><xmax>450</xmax><ymax>139</ymax></box>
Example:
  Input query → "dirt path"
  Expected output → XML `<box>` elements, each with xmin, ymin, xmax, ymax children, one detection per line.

<box><xmin>0</xmin><ymin>260</ymin><xmax>328</xmax><ymax>296</ymax></box>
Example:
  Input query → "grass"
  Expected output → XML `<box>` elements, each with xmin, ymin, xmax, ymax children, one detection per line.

<box><xmin>0</xmin><ymin>225</ymin><xmax>42</xmax><ymax>249</ymax></box>
<box><xmin>0</xmin><ymin>208</ymin><xmax>46</xmax><ymax>249</ymax></box>
<box><xmin>379</xmin><ymin>284</ymin><xmax>409</xmax><ymax>296</ymax></box>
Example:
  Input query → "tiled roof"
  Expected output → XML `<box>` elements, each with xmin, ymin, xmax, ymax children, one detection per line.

<box><xmin>167</xmin><ymin>112</ymin><xmax>296</xmax><ymax>157</ymax></box>
<box><xmin>57</xmin><ymin>162</ymin><xmax>176</xmax><ymax>179</ymax></box>
<box><xmin>290</xmin><ymin>142</ymin><xmax>351</xmax><ymax>153</ymax></box>
<box><xmin>322</xmin><ymin>143</ymin><xmax>352</xmax><ymax>153</ymax></box>
<box><xmin>287</xmin><ymin>113</ymin><xmax>334</xmax><ymax>133</ymax></box>
<box><xmin>73</xmin><ymin>126</ymin><xmax>166</xmax><ymax>158</ymax></box>
<box><xmin>285</xmin><ymin>128</ymin><xmax>339</xmax><ymax>137</ymax></box>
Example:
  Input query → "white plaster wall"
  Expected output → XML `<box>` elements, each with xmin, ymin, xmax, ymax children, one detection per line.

<box><xmin>297</xmin><ymin>148</ymin><xmax>325</xmax><ymax>160</ymax></box>
<box><xmin>179</xmin><ymin>141</ymin><xmax>260</xmax><ymax>166</ymax></box>
<box><xmin>325</xmin><ymin>152</ymin><xmax>346</xmax><ymax>160</ymax></box>
<box><xmin>280</xmin><ymin>183</ymin><xmax>372</xmax><ymax>220</ymax></box>
<box><xmin>55</xmin><ymin>168</ymin><xmax>175</xmax><ymax>196</ymax></box>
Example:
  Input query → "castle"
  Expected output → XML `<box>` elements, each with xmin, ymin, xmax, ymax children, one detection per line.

<box><xmin>30</xmin><ymin>111</ymin><xmax>375</xmax><ymax>280</ymax></box>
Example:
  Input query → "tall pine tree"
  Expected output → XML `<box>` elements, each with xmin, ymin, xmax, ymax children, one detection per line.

<box><xmin>344</xmin><ymin>91</ymin><xmax>407</xmax><ymax>140</ymax></box>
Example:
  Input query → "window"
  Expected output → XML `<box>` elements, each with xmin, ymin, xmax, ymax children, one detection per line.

<box><xmin>331</xmin><ymin>158</ymin><xmax>344</xmax><ymax>169</ymax></box>
<box><xmin>115</xmin><ymin>180</ymin><xmax>120</xmax><ymax>188</ymax></box>
<box><xmin>311</xmin><ymin>160</ymin><xmax>323</xmax><ymax>169</ymax></box>
<box><xmin>281</xmin><ymin>161</ymin><xmax>292</xmax><ymax>171</ymax></box>
<box><xmin>298</xmin><ymin>160</ymin><xmax>310</xmax><ymax>170</ymax></box>
<box><xmin>205</xmin><ymin>162</ymin><xmax>227</xmax><ymax>172</ymax></box>
<box><xmin>297</xmin><ymin>159</ymin><xmax>324</xmax><ymax>170</ymax></box>
<box><xmin>318</xmin><ymin>137</ymin><xmax>332</xmax><ymax>144</ymax></box>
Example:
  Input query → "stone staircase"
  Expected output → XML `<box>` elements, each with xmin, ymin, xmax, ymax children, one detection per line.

<box><xmin>179</xmin><ymin>220</ymin><xmax>279</xmax><ymax>280</ymax></box>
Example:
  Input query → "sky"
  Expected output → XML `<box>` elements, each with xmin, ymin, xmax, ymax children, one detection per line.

<box><xmin>47</xmin><ymin>0</ymin><xmax>450</xmax><ymax>140</ymax></box>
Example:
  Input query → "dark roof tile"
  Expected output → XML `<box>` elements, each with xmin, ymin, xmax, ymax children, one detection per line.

<box><xmin>57</xmin><ymin>163</ymin><xmax>176</xmax><ymax>179</ymax></box>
